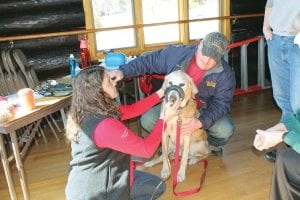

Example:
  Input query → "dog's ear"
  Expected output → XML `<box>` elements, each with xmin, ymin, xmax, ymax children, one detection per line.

<box><xmin>191</xmin><ymin>81</ymin><xmax>198</xmax><ymax>97</ymax></box>
<box><xmin>186</xmin><ymin>74</ymin><xmax>198</xmax><ymax>97</ymax></box>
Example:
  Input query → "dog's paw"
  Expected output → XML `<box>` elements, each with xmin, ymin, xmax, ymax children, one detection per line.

<box><xmin>144</xmin><ymin>160</ymin><xmax>156</xmax><ymax>168</ymax></box>
<box><xmin>177</xmin><ymin>169</ymin><xmax>186</xmax><ymax>182</ymax></box>
<box><xmin>168</xmin><ymin>153</ymin><xmax>175</xmax><ymax>160</ymax></box>
<box><xmin>161</xmin><ymin>168</ymin><xmax>171</xmax><ymax>180</ymax></box>
<box><xmin>143</xmin><ymin>157</ymin><xmax>162</xmax><ymax>167</ymax></box>
<box><xmin>188</xmin><ymin>157</ymin><xmax>200</xmax><ymax>165</ymax></box>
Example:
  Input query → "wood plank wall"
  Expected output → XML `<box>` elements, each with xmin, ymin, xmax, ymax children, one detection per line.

<box><xmin>0</xmin><ymin>0</ymin><xmax>85</xmax><ymax>80</ymax></box>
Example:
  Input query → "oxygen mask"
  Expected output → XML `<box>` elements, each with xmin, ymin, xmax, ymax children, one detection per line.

<box><xmin>164</xmin><ymin>85</ymin><xmax>185</xmax><ymax>107</ymax></box>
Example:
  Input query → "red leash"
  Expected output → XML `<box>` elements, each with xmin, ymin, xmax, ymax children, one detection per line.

<box><xmin>173</xmin><ymin>119</ymin><xmax>208</xmax><ymax>197</ymax></box>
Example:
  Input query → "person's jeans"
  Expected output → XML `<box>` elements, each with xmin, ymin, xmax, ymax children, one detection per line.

<box><xmin>131</xmin><ymin>170</ymin><xmax>166</xmax><ymax>200</ymax></box>
<box><xmin>267</xmin><ymin>34</ymin><xmax>300</xmax><ymax>121</ymax></box>
<box><xmin>141</xmin><ymin>104</ymin><xmax>234</xmax><ymax>147</ymax></box>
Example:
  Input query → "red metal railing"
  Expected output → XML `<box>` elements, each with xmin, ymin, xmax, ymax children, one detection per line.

<box><xmin>226</xmin><ymin>35</ymin><xmax>268</xmax><ymax>95</ymax></box>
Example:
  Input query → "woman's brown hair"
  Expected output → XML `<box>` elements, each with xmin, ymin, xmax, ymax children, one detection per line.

<box><xmin>66</xmin><ymin>66</ymin><xmax>120</xmax><ymax>142</ymax></box>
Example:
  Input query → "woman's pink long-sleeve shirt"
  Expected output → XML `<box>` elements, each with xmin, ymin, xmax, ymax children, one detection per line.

<box><xmin>93</xmin><ymin>93</ymin><xmax>166</xmax><ymax>158</ymax></box>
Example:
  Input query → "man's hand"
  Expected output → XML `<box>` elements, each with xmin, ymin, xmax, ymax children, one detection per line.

<box><xmin>263</xmin><ymin>28</ymin><xmax>273</xmax><ymax>40</ymax></box>
<box><xmin>180</xmin><ymin>118</ymin><xmax>202</xmax><ymax>135</ymax></box>
<box><xmin>107</xmin><ymin>70</ymin><xmax>124</xmax><ymax>81</ymax></box>
<box><xmin>263</xmin><ymin>7</ymin><xmax>272</xmax><ymax>40</ymax></box>
<box><xmin>294</xmin><ymin>33</ymin><xmax>300</xmax><ymax>48</ymax></box>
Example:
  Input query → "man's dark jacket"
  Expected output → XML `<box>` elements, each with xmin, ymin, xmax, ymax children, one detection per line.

<box><xmin>119</xmin><ymin>44</ymin><xmax>236</xmax><ymax>129</ymax></box>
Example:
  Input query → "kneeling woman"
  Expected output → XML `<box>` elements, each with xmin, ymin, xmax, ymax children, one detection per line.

<box><xmin>65</xmin><ymin>66</ymin><xmax>178</xmax><ymax>200</ymax></box>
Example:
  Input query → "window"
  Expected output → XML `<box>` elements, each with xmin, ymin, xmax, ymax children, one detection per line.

<box><xmin>91</xmin><ymin>0</ymin><xmax>135</xmax><ymax>50</ymax></box>
<box><xmin>142</xmin><ymin>0</ymin><xmax>179</xmax><ymax>44</ymax></box>
<box><xmin>188</xmin><ymin>0</ymin><xmax>220</xmax><ymax>40</ymax></box>
<box><xmin>83</xmin><ymin>0</ymin><xmax>226</xmax><ymax>59</ymax></box>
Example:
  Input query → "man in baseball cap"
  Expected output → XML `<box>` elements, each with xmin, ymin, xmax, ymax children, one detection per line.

<box><xmin>194</xmin><ymin>32</ymin><xmax>229</xmax><ymax>71</ymax></box>
<box><xmin>109</xmin><ymin>31</ymin><xmax>235</xmax><ymax>157</ymax></box>
<box><xmin>202</xmin><ymin>32</ymin><xmax>229</xmax><ymax>61</ymax></box>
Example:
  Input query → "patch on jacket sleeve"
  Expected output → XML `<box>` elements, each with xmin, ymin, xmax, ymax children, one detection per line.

<box><xmin>206</xmin><ymin>80</ymin><xmax>216</xmax><ymax>88</ymax></box>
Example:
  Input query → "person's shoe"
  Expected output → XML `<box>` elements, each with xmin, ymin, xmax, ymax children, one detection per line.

<box><xmin>265</xmin><ymin>150</ymin><xmax>276</xmax><ymax>162</ymax></box>
<box><xmin>209</xmin><ymin>145</ymin><xmax>223</xmax><ymax>156</ymax></box>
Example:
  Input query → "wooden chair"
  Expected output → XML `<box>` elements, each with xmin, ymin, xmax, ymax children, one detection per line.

<box><xmin>5</xmin><ymin>49</ymin><xmax>28</xmax><ymax>90</ymax></box>
<box><xmin>0</xmin><ymin>54</ymin><xmax>10</xmax><ymax>95</ymax></box>
<box><xmin>12</xmin><ymin>49</ymin><xmax>38</xmax><ymax>89</ymax></box>
<box><xmin>1</xmin><ymin>49</ymin><xmax>62</xmax><ymax>143</ymax></box>
<box><xmin>1</xmin><ymin>50</ymin><xmax>17</xmax><ymax>94</ymax></box>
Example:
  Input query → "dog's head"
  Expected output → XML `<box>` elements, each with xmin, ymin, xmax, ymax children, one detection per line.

<box><xmin>162</xmin><ymin>70</ymin><xmax>198</xmax><ymax>108</ymax></box>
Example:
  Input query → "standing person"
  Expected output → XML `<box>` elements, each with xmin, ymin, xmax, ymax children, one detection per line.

<box><xmin>109</xmin><ymin>31</ymin><xmax>236</xmax><ymax>156</ymax></box>
<box><xmin>253</xmin><ymin>110</ymin><xmax>300</xmax><ymax>200</ymax></box>
<box><xmin>263</xmin><ymin>0</ymin><xmax>300</xmax><ymax>161</ymax></box>
<box><xmin>65</xmin><ymin>66</ymin><xmax>180</xmax><ymax>200</ymax></box>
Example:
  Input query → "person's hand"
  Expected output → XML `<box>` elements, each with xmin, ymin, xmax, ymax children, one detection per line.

<box><xmin>160</xmin><ymin>101</ymin><xmax>180</xmax><ymax>122</ymax></box>
<box><xmin>266</xmin><ymin>123</ymin><xmax>287</xmax><ymax>132</ymax></box>
<box><xmin>253</xmin><ymin>129</ymin><xmax>285</xmax><ymax>151</ymax></box>
<box><xmin>294</xmin><ymin>33</ymin><xmax>300</xmax><ymax>48</ymax></box>
<box><xmin>180</xmin><ymin>118</ymin><xmax>202</xmax><ymax>135</ymax></box>
<box><xmin>107</xmin><ymin>70</ymin><xmax>124</xmax><ymax>82</ymax></box>
<box><xmin>263</xmin><ymin>28</ymin><xmax>273</xmax><ymax>40</ymax></box>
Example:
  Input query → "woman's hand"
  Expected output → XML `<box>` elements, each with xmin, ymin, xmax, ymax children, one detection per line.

<box><xmin>266</xmin><ymin>123</ymin><xmax>287</xmax><ymax>132</ymax></box>
<box><xmin>253</xmin><ymin>129</ymin><xmax>285</xmax><ymax>151</ymax></box>
<box><xmin>156</xmin><ymin>88</ymin><xmax>164</xmax><ymax>99</ymax></box>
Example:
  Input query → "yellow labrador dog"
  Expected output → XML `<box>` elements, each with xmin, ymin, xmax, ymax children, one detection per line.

<box><xmin>144</xmin><ymin>70</ymin><xmax>209</xmax><ymax>182</ymax></box>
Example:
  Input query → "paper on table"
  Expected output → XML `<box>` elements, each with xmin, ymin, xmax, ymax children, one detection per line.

<box><xmin>5</xmin><ymin>92</ymin><xmax>44</xmax><ymax>107</ymax></box>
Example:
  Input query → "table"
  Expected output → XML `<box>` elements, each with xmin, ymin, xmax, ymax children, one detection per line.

<box><xmin>0</xmin><ymin>95</ymin><xmax>71</xmax><ymax>200</ymax></box>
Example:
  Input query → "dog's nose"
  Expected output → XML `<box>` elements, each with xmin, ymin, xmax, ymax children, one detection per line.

<box><xmin>166</xmin><ymin>90</ymin><xmax>180</xmax><ymax>106</ymax></box>
<box><xmin>164</xmin><ymin>85</ymin><xmax>185</xmax><ymax>107</ymax></box>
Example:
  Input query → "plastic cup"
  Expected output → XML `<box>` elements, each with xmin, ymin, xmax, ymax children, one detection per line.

<box><xmin>18</xmin><ymin>88</ymin><xmax>35</xmax><ymax>112</ymax></box>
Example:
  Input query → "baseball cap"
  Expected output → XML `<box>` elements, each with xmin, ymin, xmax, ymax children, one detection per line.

<box><xmin>201</xmin><ymin>32</ymin><xmax>229</xmax><ymax>62</ymax></box>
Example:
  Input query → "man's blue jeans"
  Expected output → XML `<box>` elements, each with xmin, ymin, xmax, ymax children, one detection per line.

<box><xmin>267</xmin><ymin>34</ymin><xmax>300</xmax><ymax>121</ymax></box>
<box><xmin>141</xmin><ymin>104</ymin><xmax>234</xmax><ymax>147</ymax></box>
<box><xmin>131</xmin><ymin>170</ymin><xmax>165</xmax><ymax>200</ymax></box>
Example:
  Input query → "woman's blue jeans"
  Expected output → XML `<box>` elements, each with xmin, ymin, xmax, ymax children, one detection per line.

<box><xmin>131</xmin><ymin>170</ymin><xmax>165</xmax><ymax>200</ymax></box>
<box><xmin>267</xmin><ymin>34</ymin><xmax>300</xmax><ymax>121</ymax></box>
<box><xmin>141</xmin><ymin>104</ymin><xmax>234</xmax><ymax>147</ymax></box>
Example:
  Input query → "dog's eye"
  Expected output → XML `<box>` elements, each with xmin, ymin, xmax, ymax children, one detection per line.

<box><xmin>169</xmin><ymin>81</ymin><xmax>173</xmax><ymax>86</ymax></box>
<box><xmin>179</xmin><ymin>83</ymin><xmax>185</xmax><ymax>87</ymax></box>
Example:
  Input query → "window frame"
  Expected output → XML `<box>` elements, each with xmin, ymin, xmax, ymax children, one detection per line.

<box><xmin>83</xmin><ymin>0</ymin><xmax>230</xmax><ymax>60</ymax></box>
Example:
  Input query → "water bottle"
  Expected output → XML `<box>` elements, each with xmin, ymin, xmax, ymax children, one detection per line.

<box><xmin>80</xmin><ymin>39</ymin><xmax>91</xmax><ymax>69</ymax></box>
<box><xmin>69</xmin><ymin>54</ymin><xmax>76</xmax><ymax>78</ymax></box>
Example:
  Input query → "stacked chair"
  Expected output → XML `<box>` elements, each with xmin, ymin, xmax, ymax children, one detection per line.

<box><xmin>0</xmin><ymin>48</ymin><xmax>63</xmax><ymax>147</ymax></box>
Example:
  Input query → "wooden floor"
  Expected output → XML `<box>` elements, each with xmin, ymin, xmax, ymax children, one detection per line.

<box><xmin>0</xmin><ymin>89</ymin><xmax>281</xmax><ymax>200</ymax></box>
